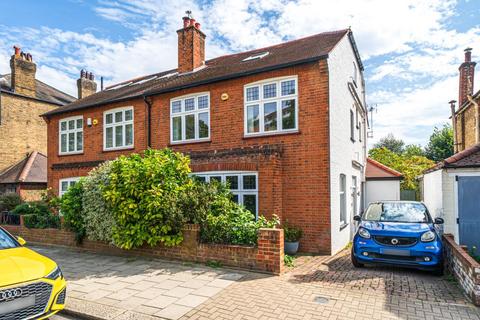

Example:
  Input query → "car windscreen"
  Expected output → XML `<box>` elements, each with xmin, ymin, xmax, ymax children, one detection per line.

<box><xmin>0</xmin><ymin>228</ymin><xmax>18</xmax><ymax>249</ymax></box>
<box><xmin>363</xmin><ymin>202</ymin><xmax>430</xmax><ymax>223</ymax></box>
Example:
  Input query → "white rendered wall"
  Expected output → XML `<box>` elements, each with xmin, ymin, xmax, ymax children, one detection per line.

<box><xmin>365</xmin><ymin>180</ymin><xmax>400</xmax><ymax>205</ymax></box>
<box><xmin>328</xmin><ymin>34</ymin><xmax>367</xmax><ymax>255</ymax></box>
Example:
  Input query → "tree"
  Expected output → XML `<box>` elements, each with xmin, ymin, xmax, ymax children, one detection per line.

<box><xmin>424</xmin><ymin>124</ymin><xmax>453</xmax><ymax>162</ymax></box>
<box><xmin>373</xmin><ymin>134</ymin><xmax>405</xmax><ymax>154</ymax></box>
<box><xmin>368</xmin><ymin>147</ymin><xmax>434</xmax><ymax>190</ymax></box>
<box><xmin>403</xmin><ymin>144</ymin><xmax>425</xmax><ymax>157</ymax></box>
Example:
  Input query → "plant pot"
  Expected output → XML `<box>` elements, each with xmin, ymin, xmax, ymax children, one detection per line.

<box><xmin>285</xmin><ymin>241</ymin><xmax>299</xmax><ymax>255</ymax></box>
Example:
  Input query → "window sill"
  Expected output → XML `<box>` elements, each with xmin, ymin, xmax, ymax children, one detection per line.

<box><xmin>340</xmin><ymin>222</ymin><xmax>349</xmax><ymax>231</ymax></box>
<box><xmin>243</xmin><ymin>130</ymin><xmax>300</xmax><ymax>139</ymax></box>
<box><xmin>169</xmin><ymin>139</ymin><xmax>211</xmax><ymax>147</ymax></box>
<box><xmin>102</xmin><ymin>146</ymin><xmax>134</xmax><ymax>153</ymax></box>
<box><xmin>58</xmin><ymin>152</ymin><xmax>84</xmax><ymax>157</ymax></box>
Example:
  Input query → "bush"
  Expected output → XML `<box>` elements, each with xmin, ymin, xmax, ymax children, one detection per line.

<box><xmin>283</xmin><ymin>222</ymin><xmax>303</xmax><ymax>242</ymax></box>
<box><xmin>83</xmin><ymin>162</ymin><xmax>115</xmax><ymax>243</ymax></box>
<box><xmin>12</xmin><ymin>201</ymin><xmax>50</xmax><ymax>216</ymax></box>
<box><xmin>60</xmin><ymin>180</ymin><xmax>85</xmax><ymax>242</ymax></box>
<box><xmin>103</xmin><ymin>149</ymin><xmax>193</xmax><ymax>249</ymax></box>
<box><xmin>0</xmin><ymin>193</ymin><xmax>24</xmax><ymax>212</ymax></box>
<box><xmin>23</xmin><ymin>213</ymin><xmax>60</xmax><ymax>229</ymax></box>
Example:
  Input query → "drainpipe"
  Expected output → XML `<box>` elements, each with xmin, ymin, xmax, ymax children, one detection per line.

<box><xmin>449</xmin><ymin>100</ymin><xmax>458</xmax><ymax>153</ymax></box>
<box><xmin>143</xmin><ymin>95</ymin><xmax>153</xmax><ymax>148</ymax></box>
<box><xmin>467</xmin><ymin>94</ymin><xmax>480</xmax><ymax>144</ymax></box>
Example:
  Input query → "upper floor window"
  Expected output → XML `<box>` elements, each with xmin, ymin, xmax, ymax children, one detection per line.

<box><xmin>340</xmin><ymin>174</ymin><xmax>347</xmax><ymax>226</ymax></box>
<box><xmin>59</xmin><ymin>116</ymin><xmax>83</xmax><ymax>155</ymax></box>
<box><xmin>244</xmin><ymin>76</ymin><xmax>298</xmax><ymax>136</ymax></box>
<box><xmin>104</xmin><ymin>107</ymin><xmax>134</xmax><ymax>151</ymax></box>
<box><xmin>59</xmin><ymin>177</ymin><xmax>80</xmax><ymax>197</ymax></box>
<box><xmin>170</xmin><ymin>93</ymin><xmax>210</xmax><ymax>143</ymax></box>
<box><xmin>194</xmin><ymin>172</ymin><xmax>258</xmax><ymax>218</ymax></box>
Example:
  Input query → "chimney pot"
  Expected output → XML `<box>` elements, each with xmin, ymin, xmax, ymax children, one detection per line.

<box><xmin>189</xmin><ymin>18</ymin><xmax>196</xmax><ymax>27</ymax></box>
<box><xmin>13</xmin><ymin>45</ymin><xmax>21</xmax><ymax>57</ymax></box>
<box><xmin>195</xmin><ymin>22</ymin><xmax>200</xmax><ymax>29</ymax></box>
<box><xmin>10</xmin><ymin>46</ymin><xmax>37</xmax><ymax>97</ymax></box>
<box><xmin>182</xmin><ymin>16</ymin><xmax>190</xmax><ymax>28</ymax></box>
<box><xmin>465</xmin><ymin>48</ymin><xmax>473</xmax><ymax>62</ymax></box>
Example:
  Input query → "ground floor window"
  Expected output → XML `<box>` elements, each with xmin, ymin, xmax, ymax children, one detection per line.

<box><xmin>193</xmin><ymin>171</ymin><xmax>258</xmax><ymax>217</ymax></box>
<box><xmin>59</xmin><ymin>177</ymin><xmax>80</xmax><ymax>197</ymax></box>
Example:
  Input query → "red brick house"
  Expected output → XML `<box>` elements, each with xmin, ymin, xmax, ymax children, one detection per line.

<box><xmin>43</xmin><ymin>16</ymin><xmax>367</xmax><ymax>254</ymax></box>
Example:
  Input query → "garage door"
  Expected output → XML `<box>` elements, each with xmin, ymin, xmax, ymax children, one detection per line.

<box><xmin>458</xmin><ymin>176</ymin><xmax>480</xmax><ymax>250</ymax></box>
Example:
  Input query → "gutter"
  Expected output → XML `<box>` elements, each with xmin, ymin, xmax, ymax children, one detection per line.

<box><xmin>42</xmin><ymin>55</ymin><xmax>329</xmax><ymax>118</ymax></box>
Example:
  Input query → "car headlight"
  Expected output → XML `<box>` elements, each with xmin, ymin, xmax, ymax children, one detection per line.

<box><xmin>358</xmin><ymin>227</ymin><xmax>371</xmax><ymax>239</ymax></box>
<box><xmin>421</xmin><ymin>231</ymin><xmax>436</xmax><ymax>242</ymax></box>
<box><xmin>45</xmin><ymin>266</ymin><xmax>63</xmax><ymax>280</ymax></box>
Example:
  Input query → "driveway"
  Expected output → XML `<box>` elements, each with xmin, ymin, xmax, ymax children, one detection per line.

<box><xmin>35</xmin><ymin>245</ymin><xmax>480</xmax><ymax>320</ymax></box>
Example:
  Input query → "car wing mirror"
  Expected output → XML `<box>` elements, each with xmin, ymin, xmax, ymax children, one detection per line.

<box><xmin>434</xmin><ymin>217</ymin><xmax>444</xmax><ymax>225</ymax></box>
<box><xmin>16</xmin><ymin>236</ymin><xmax>26</xmax><ymax>246</ymax></box>
<box><xmin>353</xmin><ymin>215</ymin><xmax>362</xmax><ymax>222</ymax></box>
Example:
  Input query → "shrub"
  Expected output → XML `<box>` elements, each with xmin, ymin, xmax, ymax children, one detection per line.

<box><xmin>0</xmin><ymin>193</ymin><xmax>24</xmax><ymax>212</ymax></box>
<box><xmin>103</xmin><ymin>149</ymin><xmax>193</xmax><ymax>249</ymax></box>
<box><xmin>23</xmin><ymin>213</ymin><xmax>60</xmax><ymax>229</ymax></box>
<box><xmin>283</xmin><ymin>222</ymin><xmax>303</xmax><ymax>242</ymax></box>
<box><xmin>12</xmin><ymin>201</ymin><xmax>50</xmax><ymax>216</ymax></box>
<box><xmin>60</xmin><ymin>180</ymin><xmax>85</xmax><ymax>242</ymax></box>
<box><xmin>83</xmin><ymin>162</ymin><xmax>115</xmax><ymax>243</ymax></box>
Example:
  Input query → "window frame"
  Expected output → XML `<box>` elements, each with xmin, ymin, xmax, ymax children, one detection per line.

<box><xmin>340</xmin><ymin>173</ymin><xmax>347</xmax><ymax>227</ymax></box>
<box><xmin>350</xmin><ymin>109</ymin><xmax>355</xmax><ymax>142</ymax></box>
<box><xmin>103</xmin><ymin>106</ymin><xmax>134</xmax><ymax>151</ymax></box>
<box><xmin>59</xmin><ymin>177</ymin><xmax>80</xmax><ymax>197</ymax></box>
<box><xmin>244</xmin><ymin>76</ymin><xmax>299</xmax><ymax>137</ymax></box>
<box><xmin>58</xmin><ymin>115</ymin><xmax>84</xmax><ymax>155</ymax></box>
<box><xmin>170</xmin><ymin>92</ymin><xmax>211</xmax><ymax>144</ymax></box>
<box><xmin>193</xmin><ymin>171</ymin><xmax>258</xmax><ymax>218</ymax></box>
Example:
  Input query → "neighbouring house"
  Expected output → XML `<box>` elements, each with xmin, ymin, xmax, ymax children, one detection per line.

<box><xmin>422</xmin><ymin>48</ymin><xmax>480</xmax><ymax>250</ymax></box>
<box><xmin>42</xmin><ymin>15</ymin><xmax>367</xmax><ymax>254</ymax></box>
<box><xmin>365</xmin><ymin>158</ymin><xmax>403</xmax><ymax>205</ymax></box>
<box><xmin>0</xmin><ymin>46</ymin><xmax>76</xmax><ymax>176</ymax></box>
<box><xmin>0</xmin><ymin>151</ymin><xmax>47</xmax><ymax>201</ymax></box>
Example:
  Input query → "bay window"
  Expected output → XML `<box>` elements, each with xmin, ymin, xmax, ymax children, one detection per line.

<box><xmin>170</xmin><ymin>93</ymin><xmax>210</xmax><ymax>143</ymax></box>
<box><xmin>194</xmin><ymin>172</ymin><xmax>258</xmax><ymax>218</ymax></box>
<box><xmin>244</xmin><ymin>76</ymin><xmax>298</xmax><ymax>136</ymax></box>
<box><xmin>104</xmin><ymin>107</ymin><xmax>134</xmax><ymax>150</ymax></box>
<box><xmin>59</xmin><ymin>116</ymin><xmax>83</xmax><ymax>154</ymax></box>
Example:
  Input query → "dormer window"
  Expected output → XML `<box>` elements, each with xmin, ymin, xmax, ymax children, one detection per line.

<box><xmin>242</xmin><ymin>52</ymin><xmax>269</xmax><ymax>62</ymax></box>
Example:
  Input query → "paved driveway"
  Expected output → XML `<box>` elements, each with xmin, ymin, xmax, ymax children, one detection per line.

<box><xmin>36</xmin><ymin>245</ymin><xmax>480</xmax><ymax>320</ymax></box>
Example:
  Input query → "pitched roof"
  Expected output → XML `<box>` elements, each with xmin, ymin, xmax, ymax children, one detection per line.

<box><xmin>0</xmin><ymin>151</ymin><xmax>47</xmax><ymax>184</ymax></box>
<box><xmin>424</xmin><ymin>143</ymin><xmax>480</xmax><ymax>173</ymax></box>
<box><xmin>43</xmin><ymin>29</ymin><xmax>352</xmax><ymax>117</ymax></box>
<box><xmin>366</xmin><ymin>158</ymin><xmax>403</xmax><ymax>180</ymax></box>
<box><xmin>0</xmin><ymin>74</ymin><xmax>76</xmax><ymax>106</ymax></box>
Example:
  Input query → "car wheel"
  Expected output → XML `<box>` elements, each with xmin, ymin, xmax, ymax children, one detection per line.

<box><xmin>351</xmin><ymin>249</ymin><xmax>364</xmax><ymax>268</ymax></box>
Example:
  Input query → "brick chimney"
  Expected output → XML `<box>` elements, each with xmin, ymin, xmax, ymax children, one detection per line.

<box><xmin>177</xmin><ymin>12</ymin><xmax>206</xmax><ymax>73</ymax></box>
<box><xmin>459</xmin><ymin>48</ymin><xmax>476</xmax><ymax>106</ymax></box>
<box><xmin>9</xmin><ymin>46</ymin><xmax>36</xmax><ymax>98</ymax></box>
<box><xmin>77</xmin><ymin>69</ymin><xmax>97</xmax><ymax>99</ymax></box>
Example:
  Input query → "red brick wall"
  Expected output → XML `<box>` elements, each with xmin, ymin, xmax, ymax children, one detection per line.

<box><xmin>46</xmin><ymin>61</ymin><xmax>331</xmax><ymax>253</ymax></box>
<box><xmin>2</xmin><ymin>224</ymin><xmax>284</xmax><ymax>275</ymax></box>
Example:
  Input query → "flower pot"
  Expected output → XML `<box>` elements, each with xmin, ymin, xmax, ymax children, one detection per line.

<box><xmin>285</xmin><ymin>241</ymin><xmax>299</xmax><ymax>255</ymax></box>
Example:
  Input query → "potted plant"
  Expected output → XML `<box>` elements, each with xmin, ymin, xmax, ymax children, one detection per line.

<box><xmin>284</xmin><ymin>222</ymin><xmax>303</xmax><ymax>255</ymax></box>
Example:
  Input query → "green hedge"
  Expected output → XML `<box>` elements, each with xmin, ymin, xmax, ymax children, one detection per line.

<box><xmin>23</xmin><ymin>213</ymin><xmax>60</xmax><ymax>229</ymax></box>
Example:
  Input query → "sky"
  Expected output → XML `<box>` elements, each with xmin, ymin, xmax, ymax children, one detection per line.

<box><xmin>1</xmin><ymin>0</ymin><xmax>479</xmax><ymax>146</ymax></box>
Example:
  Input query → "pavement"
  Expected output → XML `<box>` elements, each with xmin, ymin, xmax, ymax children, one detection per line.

<box><xmin>36</xmin><ymin>245</ymin><xmax>480</xmax><ymax>320</ymax></box>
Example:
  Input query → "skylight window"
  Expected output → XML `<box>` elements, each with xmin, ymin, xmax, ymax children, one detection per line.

<box><xmin>242</xmin><ymin>51</ymin><xmax>269</xmax><ymax>62</ymax></box>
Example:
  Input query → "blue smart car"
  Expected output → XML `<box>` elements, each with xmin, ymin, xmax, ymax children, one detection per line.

<box><xmin>352</xmin><ymin>201</ymin><xmax>444</xmax><ymax>275</ymax></box>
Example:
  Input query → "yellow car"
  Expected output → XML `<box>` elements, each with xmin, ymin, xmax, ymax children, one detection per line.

<box><xmin>0</xmin><ymin>226</ymin><xmax>66</xmax><ymax>319</ymax></box>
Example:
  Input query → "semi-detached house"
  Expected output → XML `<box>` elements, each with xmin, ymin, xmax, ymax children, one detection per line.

<box><xmin>43</xmin><ymin>16</ymin><xmax>367</xmax><ymax>254</ymax></box>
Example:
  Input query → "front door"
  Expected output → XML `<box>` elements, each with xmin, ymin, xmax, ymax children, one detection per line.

<box><xmin>458</xmin><ymin>176</ymin><xmax>480</xmax><ymax>250</ymax></box>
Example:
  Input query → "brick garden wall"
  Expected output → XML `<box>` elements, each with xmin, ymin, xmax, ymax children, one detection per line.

<box><xmin>2</xmin><ymin>223</ymin><xmax>284</xmax><ymax>275</ymax></box>
<box><xmin>443</xmin><ymin>234</ymin><xmax>480</xmax><ymax>305</ymax></box>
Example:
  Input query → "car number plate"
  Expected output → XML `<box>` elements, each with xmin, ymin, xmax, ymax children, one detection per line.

<box><xmin>0</xmin><ymin>296</ymin><xmax>35</xmax><ymax>315</ymax></box>
<box><xmin>381</xmin><ymin>248</ymin><xmax>410</xmax><ymax>256</ymax></box>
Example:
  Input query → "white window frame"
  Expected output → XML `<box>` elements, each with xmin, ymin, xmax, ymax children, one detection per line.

<box><xmin>244</xmin><ymin>76</ymin><xmax>299</xmax><ymax>137</ymax></box>
<box><xmin>59</xmin><ymin>177</ymin><xmax>80</xmax><ymax>197</ymax></box>
<box><xmin>103</xmin><ymin>106</ymin><xmax>134</xmax><ymax>151</ymax></box>
<box><xmin>170</xmin><ymin>92</ymin><xmax>210</xmax><ymax>144</ymax></box>
<box><xmin>59</xmin><ymin>116</ymin><xmax>84</xmax><ymax>155</ymax></box>
<box><xmin>193</xmin><ymin>171</ymin><xmax>258</xmax><ymax>218</ymax></box>
<box><xmin>340</xmin><ymin>174</ymin><xmax>347</xmax><ymax>226</ymax></box>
